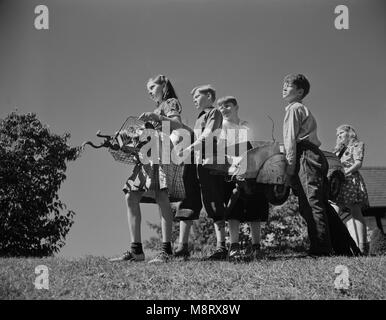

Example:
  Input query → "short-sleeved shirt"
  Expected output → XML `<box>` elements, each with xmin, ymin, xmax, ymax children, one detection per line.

<box><xmin>219</xmin><ymin>119</ymin><xmax>249</xmax><ymax>146</ymax></box>
<box><xmin>154</xmin><ymin>98</ymin><xmax>182</xmax><ymax>118</ymax></box>
<box><xmin>218</xmin><ymin>119</ymin><xmax>250</xmax><ymax>163</ymax></box>
<box><xmin>193</xmin><ymin>107</ymin><xmax>223</xmax><ymax>164</ymax></box>
<box><xmin>339</xmin><ymin>141</ymin><xmax>365</xmax><ymax>169</ymax></box>
<box><xmin>153</xmin><ymin>98</ymin><xmax>182</xmax><ymax>131</ymax></box>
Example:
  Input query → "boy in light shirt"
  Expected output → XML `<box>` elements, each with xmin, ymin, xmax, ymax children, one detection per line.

<box><xmin>218</xmin><ymin>96</ymin><xmax>269</xmax><ymax>261</ymax></box>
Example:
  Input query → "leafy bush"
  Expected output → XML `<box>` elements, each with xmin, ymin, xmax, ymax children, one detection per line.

<box><xmin>261</xmin><ymin>193</ymin><xmax>309</xmax><ymax>251</ymax></box>
<box><xmin>370</xmin><ymin>228</ymin><xmax>386</xmax><ymax>256</ymax></box>
<box><xmin>0</xmin><ymin>112</ymin><xmax>81</xmax><ymax>256</ymax></box>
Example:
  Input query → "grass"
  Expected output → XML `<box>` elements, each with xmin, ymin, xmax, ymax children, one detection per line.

<box><xmin>1</xmin><ymin>250</ymin><xmax>385</xmax><ymax>300</ymax></box>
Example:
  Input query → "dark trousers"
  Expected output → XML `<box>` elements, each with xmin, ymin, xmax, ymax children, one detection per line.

<box><xmin>292</xmin><ymin>141</ymin><xmax>332</xmax><ymax>254</ymax></box>
<box><xmin>293</xmin><ymin>141</ymin><xmax>361</xmax><ymax>256</ymax></box>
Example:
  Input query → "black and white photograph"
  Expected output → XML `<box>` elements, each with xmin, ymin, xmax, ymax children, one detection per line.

<box><xmin>0</xmin><ymin>0</ymin><xmax>385</xmax><ymax>308</ymax></box>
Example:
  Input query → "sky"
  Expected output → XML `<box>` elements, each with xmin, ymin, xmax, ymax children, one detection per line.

<box><xmin>0</xmin><ymin>0</ymin><xmax>385</xmax><ymax>257</ymax></box>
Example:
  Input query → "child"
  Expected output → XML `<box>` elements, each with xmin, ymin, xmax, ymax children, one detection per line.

<box><xmin>110</xmin><ymin>74</ymin><xmax>183</xmax><ymax>264</ymax></box>
<box><xmin>282</xmin><ymin>73</ymin><xmax>333</xmax><ymax>256</ymax></box>
<box><xmin>282</xmin><ymin>74</ymin><xmax>360</xmax><ymax>257</ymax></box>
<box><xmin>217</xmin><ymin>96</ymin><xmax>269</xmax><ymax>262</ymax></box>
<box><xmin>178</xmin><ymin>85</ymin><xmax>228</xmax><ymax>260</ymax></box>
<box><xmin>332</xmin><ymin>124</ymin><xmax>370</xmax><ymax>254</ymax></box>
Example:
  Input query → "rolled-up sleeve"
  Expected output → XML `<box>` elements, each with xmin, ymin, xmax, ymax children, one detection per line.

<box><xmin>283</xmin><ymin>106</ymin><xmax>303</xmax><ymax>175</ymax></box>
<box><xmin>163</xmin><ymin>98</ymin><xmax>182</xmax><ymax>118</ymax></box>
<box><xmin>353</xmin><ymin>141</ymin><xmax>365</xmax><ymax>162</ymax></box>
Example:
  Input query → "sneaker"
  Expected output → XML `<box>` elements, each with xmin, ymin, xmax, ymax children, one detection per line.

<box><xmin>109</xmin><ymin>251</ymin><xmax>145</xmax><ymax>262</ymax></box>
<box><xmin>307</xmin><ymin>250</ymin><xmax>332</xmax><ymax>258</ymax></box>
<box><xmin>173</xmin><ymin>247</ymin><xmax>190</xmax><ymax>260</ymax></box>
<box><xmin>228</xmin><ymin>248</ymin><xmax>243</xmax><ymax>262</ymax></box>
<box><xmin>148</xmin><ymin>251</ymin><xmax>172</xmax><ymax>264</ymax></box>
<box><xmin>243</xmin><ymin>245</ymin><xmax>262</xmax><ymax>262</ymax></box>
<box><xmin>205</xmin><ymin>247</ymin><xmax>228</xmax><ymax>261</ymax></box>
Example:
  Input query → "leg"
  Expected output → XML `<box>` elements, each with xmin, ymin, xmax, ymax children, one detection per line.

<box><xmin>242</xmin><ymin>221</ymin><xmax>262</xmax><ymax>261</ymax></box>
<box><xmin>228</xmin><ymin>219</ymin><xmax>240</xmax><ymax>244</ymax></box>
<box><xmin>148</xmin><ymin>190</ymin><xmax>174</xmax><ymax>264</ymax></box>
<box><xmin>228</xmin><ymin>219</ymin><xmax>243</xmax><ymax>262</ymax></box>
<box><xmin>214</xmin><ymin>219</ymin><xmax>226</xmax><ymax>247</ymax></box>
<box><xmin>155</xmin><ymin>190</ymin><xmax>173</xmax><ymax>243</ymax></box>
<box><xmin>197</xmin><ymin>166</ymin><xmax>227</xmax><ymax>260</ymax></box>
<box><xmin>126</xmin><ymin>191</ymin><xmax>144</xmax><ymax>243</ymax></box>
<box><xmin>174</xmin><ymin>163</ymin><xmax>201</xmax><ymax>257</ymax></box>
<box><xmin>109</xmin><ymin>191</ymin><xmax>145</xmax><ymax>262</ymax></box>
<box><xmin>296</xmin><ymin>184</ymin><xmax>331</xmax><ymax>254</ymax></box>
<box><xmin>174</xmin><ymin>220</ymin><xmax>192</xmax><ymax>259</ymax></box>
<box><xmin>347</xmin><ymin>204</ymin><xmax>368</xmax><ymax>254</ymax></box>
<box><xmin>179</xmin><ymin>220</ymin><xmax>193</xmax><ymax>244</ymax></box>
<box><xmin>296</xmin><ymin>150</ymin><xmax>332</xmax><ymax>254</ymax></box>
<box><xmin>250</xmin><ymin>221</ymin><xmax>261</xmax><ymax>245</ymax></box>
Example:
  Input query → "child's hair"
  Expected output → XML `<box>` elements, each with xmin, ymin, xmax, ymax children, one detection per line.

<box><xmin>190</xmin><ymin>85</ymin><xmax>216</xmax><ymax>103</ymax></box>
<box><xmin>217</xmin><ymin>96</ymin><xmax>238</xmax><ymax>107</ymax></box>
<box><xmin>333</xmin><ymin>124</ymin><xmax>359</xmax><ymax>152</ymax></box>
<box><xmin>148</xmin><ymin>74</ymin><xmax>178</xmax><ymax>101</ymax></box>
<box><xmin>283</xmin><ymin>74</ymin><xmax>310</xmax><ymax>99</ymax></box>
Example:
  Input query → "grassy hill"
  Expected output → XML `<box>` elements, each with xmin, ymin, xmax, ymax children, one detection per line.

<box><xmin>1</xmin><ymin>251</ymin><xmax>385</xmax><ymax>300</ymax></box>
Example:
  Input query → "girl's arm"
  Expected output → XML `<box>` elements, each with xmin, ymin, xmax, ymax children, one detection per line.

<box><xmin>345</xmin><ymin>159</ymin><xmax>362</xmax><ymax>175</ymax></box>
<box><xmin>345</xmin><ymin>141</ymin><xmax>365</xmax><ymax>175</ymax></box>
<box><xmin>139</xmin><ymin>112</ymin><xmax>182</xmax><ymax>130</ymax></box>
<box><xmin>157</xmin><ymin>114</ymin><xmax>182</xmax><ymax>131</ymax></box>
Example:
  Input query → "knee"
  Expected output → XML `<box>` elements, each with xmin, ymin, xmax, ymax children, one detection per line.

<box><xmin>125</xmin><ymin>192</ymin><xmax>141</xmax><ymax>208</ymax></box>
<box><xmin>348</xmin><ymin>205</ymin><xmax>364</xmax><ymax>219</ymax></box>
<box><xmin>215</xmin><ymin>219</ymin><xmax>226</xmax><ymax>229</ymax></box>
<box><xmin>155</xmin><ymin>190</ymin><xmax>170</xmax><ymax>204</ymax></box>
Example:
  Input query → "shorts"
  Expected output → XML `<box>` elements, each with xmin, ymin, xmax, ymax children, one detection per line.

<box><xmin>197</xmin><ymin>165</ymin><xmax>226</xmax><ymax>222</ymax></box>
<box><xmin>224</xmin><ymin>180</ymin><xmax>269</xmax><ymax>222</ymax></box>
<box><xmin>174</xmin><ymin>164</ymin><xmax>202</xmax><ymax>221</ymax></box>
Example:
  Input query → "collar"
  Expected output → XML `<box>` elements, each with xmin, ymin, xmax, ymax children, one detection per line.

<box><xmin>285</xmin><ymin>100</ymin><xmax>303</xmax><ymax>112</ymax></box>
<box><xmin>198</xmin><ymin>106</ymin><xmax>215</xmax><ymax>118</ymax></box>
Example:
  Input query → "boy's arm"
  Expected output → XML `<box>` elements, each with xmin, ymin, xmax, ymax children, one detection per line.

<box><xmin>186</xmin><ymin>109</ymin><xmax>223</xmax><ymax>152</ymax></box>
<box><xmin>283</xmin><ymin>106</ymin><xmax>303</xmax><ymax>176</ymax></box>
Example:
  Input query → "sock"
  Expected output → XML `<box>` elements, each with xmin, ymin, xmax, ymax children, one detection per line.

<box><xmin>131</xmin><ymin>242</ymin><xmax>143</xmax><ymax>255</ymax></box>
<box><xmin>217</xmin><ymin>241</ymin><xmax>226</xmax><ymax>250</ymax></box>
<box><xmin>359</xmin><ymin>242</ymin><xmax>369</xmax><ymax>255</ymax></box>
<box><xmin>162</xmin><ymin>242</ymin><xmax>173</xmax><ymax>255</ymax></box>
<box><xmin>230</xmin><ymin>243</ymin><xmax>240</xmax><ymax>251</ymax></box>
<box><xmin>176</xmin><ymin>243</ymin><xmax>188</xmax><ymax>252</ymax></box>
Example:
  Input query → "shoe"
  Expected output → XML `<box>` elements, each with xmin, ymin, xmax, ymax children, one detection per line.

<box><xmin>205</xmin><ymin>247</ymin><xmax>228</xmax><ymax>261</ymax></box>
<box><xmin>359</xmin><ymin>242</ymin><xmax>370</xmax><ymax>256</ymax></box>
<box><xmin>228</xmin><ymin>248</ymin><xmax>243</xmax><ymax>262</ymax></box>
<box><xmin>109</xmin><ymin>250</ymin><xmax>145</xmax><ymax>262</ymax></box>
<box><xmin>307</xmin><ymin>250</ymin><xmax>332</xmax><ymax>258</ymax></box>
<box><xmin>173</xmin><ymin>247</ymin><xmax>190</xmax><ymax>260</ymax></box>
<box><xmin>243</xmin><ymin>245</ymin><xmax>262</xmax><ymax>262</ymax></box>
<box><xmin>148</xmin><ymin>251</ymin><xmax>172</xmax><ymax>264</ymax></box>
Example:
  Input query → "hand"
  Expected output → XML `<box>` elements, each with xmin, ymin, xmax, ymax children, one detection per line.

<box><xmin>284</xmin><ymin>173</ymin><xmax>295</xmax><ymax>187</ymax></box>
<box><xmin>138</xmin><ymin>112</ymin><xmax>159</xmax><ymax>122</ymax></box>
<box><xmin>177</xmin><ymin>146</ymin><xmax>192</xmax><ymax>163</ymax></box>
<box><xmin>178</xmin><ymin>147</ymin><xmax>187</xmax><ymax>158</ymax></box>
